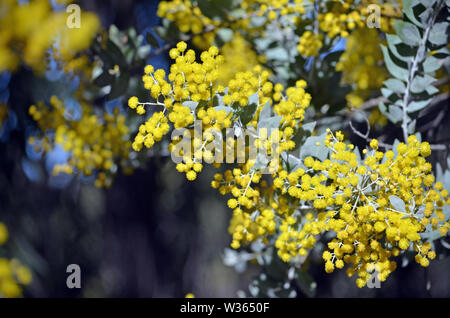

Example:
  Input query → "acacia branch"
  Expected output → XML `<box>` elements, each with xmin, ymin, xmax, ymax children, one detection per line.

<box><xmin>349</xmin><ymin>119</ymin><xmax>447</xmax><ymax>151</ymax></box>
<box><xmin>401</xmin><ymin>0</ymin><xmax>444</xmax><ymax>142</ymax></box>
<box><xmin>349</xmin><ymin>120</ymin><xmax>393</xmax><ymax>149</ymax></box>
<box><xmin>352</xmin><ymin>96</ymin><xmax>388</xmax><ymax>111</ymax></box>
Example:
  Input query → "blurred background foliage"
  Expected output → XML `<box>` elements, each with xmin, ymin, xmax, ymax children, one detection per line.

<box><xmin>0</xmin><ymin>0</ymin><xmax>257</xmax><ymax>297</ymax></box>
<box><xmin>0</xmin><ymin>0</ymin><xmax>449</xmax><ymax>297</ymax></box>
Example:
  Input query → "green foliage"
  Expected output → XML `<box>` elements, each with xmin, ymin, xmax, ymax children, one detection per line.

<box><xmin>93</xmin><ymin>26</ymin><xmax>153</xmax><ymax>100</ymax></box>
<box><xmin>379</xmin><ymin>0</ymin><xmax>449</xmax><ymax>140</ymax></box>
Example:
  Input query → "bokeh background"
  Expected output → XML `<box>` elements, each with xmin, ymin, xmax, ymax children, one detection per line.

<box><xmin>0</xmin><ymin>0</ymin><xmax>449</xmax><ymax>297</ymax></box>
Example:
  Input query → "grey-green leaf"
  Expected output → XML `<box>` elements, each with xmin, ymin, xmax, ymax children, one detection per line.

<box><xmin>429</xmin><ymin>22</ymin><xmax>448</xmax><ymax>46</ymax></box>
<box><xmin>183</xmin><ymin>101</ymin><xmax>198</xmax><ymax>111</ymax></box>
<box><xmin>421</xmin><ymin>229</ymin><xmax>443</xmax><ymax>241</ymax></box>
<box><xmin>426</xmin><ymin>85</ymin><xmax>439</xmax><ymax>95</ymax></box>
<box><xmin>394</xmin><ymin>21</ymin><xmax>421</xmax><ymax>46</ymax></box>
<box><xmin>215</xmin><ymin>105</ymin><xmax>233</xmax><ymax>115</ymax></box>
<box><xmin>266</xmin><ymin>47</ymin><xmax>289</xmax><ymax>61</ymax></box>
<box><xmin>410</xmin><ymin>75</ymin><xmax>436</xmax><ymax>94</ymax></box>
<box><xmin>387</xmin><ymin>105</ymin><xmax>403</xmax><ymax>123</ymax></box>
<box><xmin>259</xmin><ymin>100</ymin><xmax>271</xmax><ymax>120</ymax></box>
<box><xmin>216</xmin><ymin>28</ymin><xmax>233</xmax><ymax>44</ymax></box>
<box><xmin>258</xmin><ymin>115</ymin><xmax>282</xmax><ymax>131</ymax></box>
<box><xmin>253</xmin><ymin>153</ymin><xmax>269</xmax><ymax>170</ymax></box>
<box><xmin>402</xmin><ymin>0</ymin><xmax>423</xmax><ymax>28</ymax></box>
<box><xmin>381</xmin><ymin>45</ymin><xmax>409</xmax><ymax>81</ymax></box>
<box><xmin>386</xmin><ymin>34</ymin><xmax>415</xmax><ymax>62</ymax></box>
<box><xmin>392</xmin><ymin>139</ymin><xmax>401</xmax><ymax>156</ymax></box>
<box><xmin>407</xmin><ymin>119</ymin><xmax>416</xmax><ymax>134</ymax></box>
<box><xmin>248</xmin><ymin>92</ymin><xmax>259</xmax><ymax>106</ymax></box>
<box><xmin>291</xmin><ymin>121</ymin><xmax>316</xmax><ymax>151</ymax></box>
<box><xmin>423</xmin><ymin>55</ymin><xmax>442</xmax><ymax>72</ymax></box>
<box><xmin>389</xmin><ymin>195</ymin><xmax>407</xmax><ymax>213</ymax></box>
<box><xmin>381</xmin><ymin>88</ymin><xmax>394</xmax><ymax>99</ymax></box>
<box><xmin>419</xmin><ymin>8</ymin><xmax>433</xmax><ymax>26</ymax></box>
<box><xmin>384</xmin><ymin>78</ymin><xmax>406</xmax><ymax>93</ymax></box>
<box><xmin>282</xmin><ymin>153</ymin><xmax>306</xmax><ymax>172</ymax></box>
<box><xmin>407</xmin><ymin>98</ymin><xmax>432</xmax><ymax>113</ymax></box>
<box><xmin>378</xmin><ymin>102</ymin><xmax>388</xmax><ymax>116</ymax></box>
<box><xmin>300</xmin><ymin>133</ymin><xmax>329</xmax><ymax>161</ymax></box>
<box><xmin>249</xmin><ymin>16</ymin><xmax>267</xmax><ymax>28</ymax></box>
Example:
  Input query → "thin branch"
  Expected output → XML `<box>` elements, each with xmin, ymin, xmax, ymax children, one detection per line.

<box><xmin>146</xmin><ymin>24</ymin><xmax>218</xmax><ymax>60</ymax></box>
<box><xmin>349</xmin><ymin>120</ymin><xmax>447</xmax><ymax>151</ymax></box>
<box><xmin>430</xmin><ymin>144</ymin><xmax>447</xmax><ymax>151</ymax></box>
<box><xmin>418</xmin><ymin>110</ymin><xmax>445</xmax><ymax>133</ymax></box>
<box><xmin>146</xmin><ymin>42</ymin><xmax>172</xmax><ymax>60</ymax></box>
<box><xmin>349</xmin><ymin>120</ymin><xmax>393</xmax><ymax>149</ymax></box>
<box><xmin>355</xmin><ymin>96</ymin><xmax>388</xmax><ymax>111</ymax></box>
<box><xmin>432</xmin><ymin>76</ymin><xmax>450</xmax><ymax>87</ymax></box>
<box><xmin>418</xmin><ymin>93</ymin><xmax>450</xmax><ymax>116</ymax></box>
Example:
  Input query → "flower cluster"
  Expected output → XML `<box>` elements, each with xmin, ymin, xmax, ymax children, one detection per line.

<box><xmin>217</xmin><ymin>34</ymin><xmax>267</xmax><ymax>86</ymax></box>
<box><xmin>157</xmin><ymin>0</ymin><xmax>306</xmax><ymax>50</ymax></box>
<box><xmin>274</xmin><ymin>132</ymin><xmax>449</xmax><ymax>287</ymax></box>
<box><xmin>29</xmin><ymin>96</ymin><xmax>132</xmax><ymax>187</ymax></box>
<box><xmin>0</xmin><ymin>257</ymin><xmax>32</xmax><ymax>298</ymax></box>
<box><xmin>336</xmin><ymin>28</ymin><xmax>387</xmax><ymax>108</ymax></box>
<box><xmin>213</xmin><ymin>166</ymin><xmax>272</xmax><ymax>249</ymax></box>
<box><xmin>128</xmin><ymin>42</ymin><xmax>223</xmax><ymax>151</ymax></box>
<box><xmin>132</xmin><ymin>111</ymin><xmax>170</xmax><ymax>152</ymax></box>
<box><xmin>131</xmin><ymin>43</ymin><xmax>314</xmax><ymax>254</ymax></box>
<box><xmin>157</xmin><ymin>0</ymin><xmax>218</xmax><ymax>50</ymax></box>
<box><xmin>297</xmin><ymin>0</ymin><xmax>402</xmax><ymax>63</ymax></box>
<box><xmin>130</xmin><ymin>42</ymin><xmax>313</xmax><ymax>181</ymax></box>
<box><xmin>157</xmin><ymin>0</ymin><xmax>214</xmax><ymax>35</ymax></box>
<box><xmin>297</xmin><ymin>31</ymin><xmax>323</xmax><ymax>57</ymax></box>
<box><xmin>242</xmin><ymin>0</ymin><xmax>305</xmax><ymax>22</ymax></box>
<box><xmin>318</xmin><ymin>6</ymin><xmax>364</xmax><ymax>38</ymax></box>
<box><xmin>130</xmin><ymin>41</ymin><xmax>448</xmax><ymax>288</ymax></box>
<box><xmin>318</xmin><ymin>0</ymin><xmax>400</xmax><ymax>38</ymax></box>
<box><xmin>0</xmin><ymin>0</ymin><xmax>99</xmax><ymax>73</ymax></box>
<box><xmin>0</xmin><ymin>222</ymin><xmax>32</xmax><ymax>298</ymax></box>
